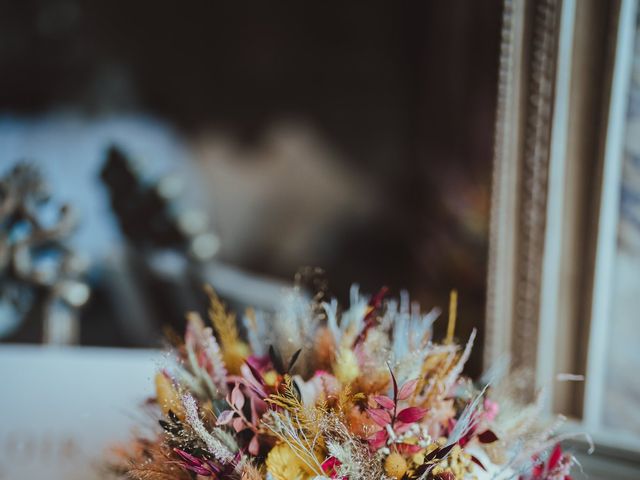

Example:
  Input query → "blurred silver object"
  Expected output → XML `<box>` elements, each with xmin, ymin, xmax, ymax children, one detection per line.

<box><xmin>0</xmin><ymin>163</ymin><xmax>89</xmax><ymax>344</ymax></box>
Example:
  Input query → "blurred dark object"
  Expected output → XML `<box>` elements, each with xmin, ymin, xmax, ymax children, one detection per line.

<box><xmin>101</xmin><ymin>145</ymin><xmax>219</xmax><ymax>260</ymax></box>
<box><xmin>101</xmin><ymin>146</ymin><xmax>184</xmax><ymax>249</ymax></box>
<box><xmin>98</xmin><ymin>145</ymin><xmax>215</xmax><ymax>344</ymax></box>
<box><xmin>0</xmin><ymin>162</ymin><xmax>89</xmax><ymax>343</ymax></box>
<box><xmin>97</xmin><ymin>146</ymin><xmax>286</xmax><ymax>347</ymax></box>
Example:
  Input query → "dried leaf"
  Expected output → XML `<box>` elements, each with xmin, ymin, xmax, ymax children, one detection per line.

<box><xmin>232</xmin><ymin>416</ymin><xmax>245</xmax><ymax>432</ymax></box>
<box><xmin>477</xmin><ymin>429</ymin><xmax>499</xmax><ymax>444</ymax></box>
<box><xmin>396</xmin><ymin>406</ymin><xmax>427</xmax><ymax>423</ymax></box>
<box><xmin>397</xmin><ymin>378</ymin><xmax>419</xmax><ymax>401</ymax></box>
<box><xmin>287</xmin><ymin>348</ymin><xmax>302</xmax><ymax>373</ymax></box>
<box><xmin>231</xmin><ymin>384</ymin><xmax>245</xmax><ymax>410</ymax></box>
<box><xmin>216</xmin><ymin>410</ymin><xmax>234</xmax><ymax>426</ymax></box>
<box><xmin>248</xmin><ymin>434</ymin><xmax>260</xmax><ymax>456</ymax></box>
<box><xmin>269</xmin><ymin>345</ymin><xmax>285</xmax><ymax>374</ymax></box>
<box><xmin>373</xmin><ymin>395</ymin><xmax>395</xmax><ymax>410</ymax></box>
<box><xmin>368</xmin><ymin>408</ymin><xmax>392</xmax><ymax>427</ymax></box>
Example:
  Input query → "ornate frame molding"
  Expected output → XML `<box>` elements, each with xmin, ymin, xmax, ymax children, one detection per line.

<box><xmin>484</xmin><ymin>0</ymin><xmax>627</xmax><ymax>410</ymax></box>
<box><xmin>484</xmin><ymin>0</ymin><xmax>562</xmax><ymax>381</ymax></box>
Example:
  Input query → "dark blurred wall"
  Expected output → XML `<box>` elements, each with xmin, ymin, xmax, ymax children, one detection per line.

<box><xmin>0</xmin><ymin>1</ymin><xmax>499</xmax><ymax>171</ymax></box>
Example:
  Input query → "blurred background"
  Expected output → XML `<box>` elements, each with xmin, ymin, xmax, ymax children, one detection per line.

<box><xmin>3</xmin><ymin>1</ymin><xmax>640</xmax><ymax>479</ymax></box>
<box><xmin>0</xmin><ymin>0</ymin><xmax>501</xmax><ymax>372</ymax></box>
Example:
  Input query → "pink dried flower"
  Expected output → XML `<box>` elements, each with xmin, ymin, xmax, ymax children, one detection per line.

<box><xmin>483</xmin><ymin>398</ymin><xmax>499</xmax><ymax>422</ymax></box>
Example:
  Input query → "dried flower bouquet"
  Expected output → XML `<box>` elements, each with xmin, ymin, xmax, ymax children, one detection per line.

<box><xmin>108</xmin><ymin>285</ymin><xmax>578</xmax><ymax>480</ymax></box>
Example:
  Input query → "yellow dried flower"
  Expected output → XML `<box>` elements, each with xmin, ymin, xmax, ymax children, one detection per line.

<box><xmin>205</xmin><ymin>285</ymin><xmax>250</xmax><ymax>374</ymax></box>
<box><xmin>265</xmin><ymin>442</ymin><xmax>311</xmax><ymax>480</ymax></box>
<box><xmin>263</xmin><ymin>370</ymin><xmax>279</xmax><ymax>387</ymax></box>
<box><xmin>333</xmin><ymin>347</ymin><xmax>360</xmax><ymax>385</ymax></box>
<box><xmin>154</xmin><ymin>372</ymin><xmax>184</xmax><ymax>419</ymax></box>
<box><xmin>240</xmin><ymin>462</ymin><xmax>264</xmax><ymax>480</ymax></box>
<box><xmin>384</xmin><ymin>452</ymin><xmax>408</xmax><ymax>479</ymax></box>
<box><xmin>222</xmin><ymin>340</ymin><xmax>251</xmax><ymax>375</ymax></box>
